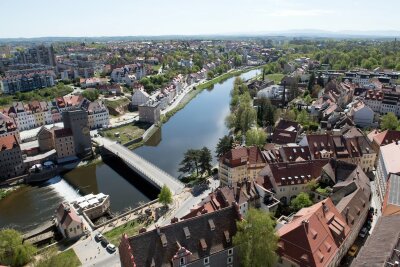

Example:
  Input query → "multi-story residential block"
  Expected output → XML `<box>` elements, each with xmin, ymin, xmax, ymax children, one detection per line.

<box><xmin>62</xmin><ymin>109</ymin><xmax>92</xmax><ymax>157</ymax></box>
<box><xmin>14</xmin><ymin>45</ymin><xmax>56</xmax><ymax>66</ymax></box>
<box><xmin>53</xmin><ymin>128</ymin><xmax>75</xmax><ymax>159</ymax></box>
<box><xmin>82</xmin><ymin>100</ymin><xmax>109</xmax><ymax>129</ymax></box>
<box><xmin>0</xmin><ymin>135</ymin><xmax>24</xmax><ymax>180</ymax></box>
<box><xmin>219</xmin><ymin>146</ymin><xmax>266</xmax><ymax>187</ymax></box>
<box><xmin>1</xmin><ymin>66</ymin><xmax>56</xmax><ymax>94</ymax></box>
<box><xmin>138</xmin><ymin>101</ymin><xmax>160</xmax><ymax>124</ymax></box>
<box><xmin>299</xmin><ymin>127</ymin><xmax>376</xmax><ymax>173</ymax></box>
<box><xmin>119</xmin><ymin>206</ymin><xmax>241</xmax><ymax>267</ymax></box>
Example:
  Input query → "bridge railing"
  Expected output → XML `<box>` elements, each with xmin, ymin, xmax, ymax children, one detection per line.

<box><xmin>105</xmin><ymin>144</ymin><xmax>184</xmax><ymax>190</ymax></box>
<box><xmin>107</xmin><ymin>143</ymin><xmax>184</xmax><ymax>186</ymax></box>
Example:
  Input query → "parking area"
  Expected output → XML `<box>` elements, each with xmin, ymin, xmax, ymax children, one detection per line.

<box><xmin>73</xmin><ymin>232</ymin><xmax>120</xmax><ymax>267</ymax></box>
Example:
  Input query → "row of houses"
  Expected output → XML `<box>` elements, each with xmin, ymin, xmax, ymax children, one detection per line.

<box><xmin>0</xmin><ymin>96</ymin><xmax>109</xmax><ymax>133</ymax></box>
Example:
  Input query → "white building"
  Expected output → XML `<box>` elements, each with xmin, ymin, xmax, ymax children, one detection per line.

<box><xmin>131</xmin><ymin>89</ymin><xmax>150</xmax><ymax>107</ymax></box>
<box><xmin>376</xmin><ymin>141</ymin><xmax>400</xmax><ymax>204</ymax></box>
<box><xmin>347</xmin><ymin>101</ymin><xmax>374</xmax><ymax>128</ymax></box>
<box><xmin>85</xmin><ymin>100</ymin><xmax>110</xmax><ymax>129</ymax></box>
<box><xmin>55</xmin><ymin>203</ymin><xmax>84</xmax><ymax>240</ymax></box>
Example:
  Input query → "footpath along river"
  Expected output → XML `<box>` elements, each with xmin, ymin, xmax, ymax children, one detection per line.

<box><xmin>0</xmin><ymin>68</ymin><xmax>260</xmax><ymax>232</ymax></box>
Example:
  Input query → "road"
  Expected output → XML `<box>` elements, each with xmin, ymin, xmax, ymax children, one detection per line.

<box><xmin>156</xmin><ymin>177</ymin><xmax>220</xmax><ymax>227</ymax></box>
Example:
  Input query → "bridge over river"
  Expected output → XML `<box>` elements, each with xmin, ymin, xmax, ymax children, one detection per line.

<box><xmin>98</xmin><ymin>137</ymin><xmax>184</xmax><ymax>194</ymax></box>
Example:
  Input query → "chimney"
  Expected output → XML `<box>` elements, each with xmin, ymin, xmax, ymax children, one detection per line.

<box><xmin>302</xmin><ymin>219</ymin><xmax>309</xmax><ymax>233</ymax></box>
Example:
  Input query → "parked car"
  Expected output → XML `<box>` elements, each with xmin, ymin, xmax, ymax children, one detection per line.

<box><xmin>359</xmin><ymin>227</ymin><xmax>368</xmax><ymax>238</ymax></box>
<box><xmin>101</xmin><ymin>239</ymin><xmax>109</xmax><ymax>247</ymax></box>
<box><xmin>107</xmin><ymin>244</ymin><xmax>116</xmax><ymax>253</ymax></box>
<box><xmin>95</xmin><ymin>233</ymin><xmax>104</xmax><ymax>242</ymax></box>
<box><xmin>348</xmin><ymin>244</ymin><xmax>359</xmax><ymax>257</ymax></box>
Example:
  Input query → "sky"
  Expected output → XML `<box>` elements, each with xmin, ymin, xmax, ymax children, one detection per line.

<box><xmin>1</xmin><ymin>0</ymin><xmax>400</xmax><ymax>38</ymax></box>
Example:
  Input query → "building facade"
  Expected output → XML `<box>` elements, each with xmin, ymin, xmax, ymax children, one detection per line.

<box><xmin>0</xmin><ymin>135</ymin><xmax>24</xmax><ymax>180</ymax></box>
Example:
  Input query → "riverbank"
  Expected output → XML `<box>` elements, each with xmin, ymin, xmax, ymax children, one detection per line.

<box><xmin>0</xmin><ymin>186</ymin><xmax>20</xmax><ymax>201</ymax></box>
<box><xmin>161</xmin><ymin>65</ymin><xmax>266</xmax><ymax>124</ymax></box>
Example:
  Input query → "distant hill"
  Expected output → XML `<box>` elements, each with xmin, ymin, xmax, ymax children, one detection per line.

<box><xmin>0</xmin><ymin>29</ymin><xmax>399</xmax><ymax>44</ymax></box>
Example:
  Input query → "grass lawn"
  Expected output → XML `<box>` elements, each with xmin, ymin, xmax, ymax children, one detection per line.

<box><xmin>104</xmin><ymin>220</ymin><xmax>144</xmax><ymax>246</ymax></box>
<box><xmin>55</xmin><ymin>249</ymin><xmax>81</xmax><ymax>266</ymax></box>
<box><xmin>102</xmin><ymin>122</ymin><xmax>150</xmax><ymax>144</ymax></box>
<box><xmin>266</xmin><ymin>73</ymin><xmax>284</xmax><ymax>84</ymax></box>
<box><xmin>36</xmin><ymin>248</ymin><xmax>81</xmax><ymax>267</ymax></box>
<box><xmin>104</xmin><ymin>97</ymin><xmax>130</xmax><ymax>109</ymax></box>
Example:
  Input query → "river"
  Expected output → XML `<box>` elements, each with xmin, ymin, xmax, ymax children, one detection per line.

<box><xmin>0</xmin><ymin>68</ymin><xmax>260</xmax><ymax>232</ymax></box>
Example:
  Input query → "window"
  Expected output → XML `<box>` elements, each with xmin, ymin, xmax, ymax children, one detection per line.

<box><xmin>180</xmin><ymin>258</ymin><xmax>185</xmax><ymax>266</ymax></box>
<box><xmin>204</xmin><ymin>257</ymin><xmax>209</xmax><ymax>265</ymax></box>
<box><xmin>227</xmin><ymin>257</ymin><xmax>233</xmax><ymax>264</ymax></box>
<box><xmin>228</xmin><ymin>248</ymin><xmax>233</xmax><ymax>256</ymax></box>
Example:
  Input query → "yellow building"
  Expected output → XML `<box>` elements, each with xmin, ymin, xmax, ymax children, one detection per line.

<box><xmin>219</xmin><ymin>146</ymin><xmax>266</xmax><ymax>186</ymax></box>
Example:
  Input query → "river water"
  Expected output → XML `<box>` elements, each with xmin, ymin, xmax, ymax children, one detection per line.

<box><xmin>0</xmin><ymin>69</ymin><xmax>260</xmax><ymax>232</ymax></box>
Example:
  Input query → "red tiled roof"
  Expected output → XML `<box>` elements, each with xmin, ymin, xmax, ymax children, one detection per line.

<box><xmin>0</xmin><ymin>135</ymin><xmax>19</xmax><ymax>150</ymax></box>
<box><xmin>278</xmin><ymin>198</ymin><xmax>350</xmax><ymax>267</ymax></box>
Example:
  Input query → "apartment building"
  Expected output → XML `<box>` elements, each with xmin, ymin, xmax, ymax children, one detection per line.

<box><xmin>0</xmin><ymin>65</ymin><xmax>56</xmax><ymax>94</ymax></box>
<box><xmin>81</xmin><ymin>100</ymin><xmax>109</xmax><ymax>129</ymax></box>
<box><xmin>218</xmin><ymin>146</ymin><xmax>266</xmax><ymax>187</ymax></box>
<box><xmin>299</xmin><ymin>127</ymin><xmax>376</xmax><ymax>173</ymax></box>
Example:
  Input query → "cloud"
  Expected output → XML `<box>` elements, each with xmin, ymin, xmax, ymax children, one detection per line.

<box><xmin>268</xmin><ymin>9</ymin><xmax>333</xmax><ymax>17</ymax></box>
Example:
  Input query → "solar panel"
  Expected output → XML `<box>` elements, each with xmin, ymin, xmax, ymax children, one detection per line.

<box><xmin>388</xmin><ymin>175</ymin><xmax>400</xmax><ymax>206</ymax></box>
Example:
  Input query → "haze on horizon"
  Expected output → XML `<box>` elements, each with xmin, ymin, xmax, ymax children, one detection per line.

<box><xmin>1</xmin><ymin>0</ymin><xmax>399</xmax><ymax>38</ymax></box>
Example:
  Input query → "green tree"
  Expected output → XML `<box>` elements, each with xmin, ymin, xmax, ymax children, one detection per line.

<box><xmin>381</xmin><ymin>112</ymin><xmax>399</xmax><ymax>130</ymax></box>
<box><xmin>257</xmin><ymin>97</ymin><xmax>276</xmax><ymax>127</ymax></box>
<box><xmin>307</xmin><ymin>72</ymin><xmax>315</xmax><ymax>92</ymax></box>
<box><xmin>216</xmin><ymin>135</ymin><xmax>233</xmax><ymax>157</ymax></box>
<box><xmin>0</xmin><ymin>229</ymin><xmax>37</xmax><ymax>266</ymax></box>
<box><xmin>296</xmin><ymin>109</ymin><xmax>309</xmax><ymax>126</ymax></box>
<box><xmin>158</xmin><ymin>185</ymin><xmax>173</xmax><ymax>206</ymax></box>
<box><xmin>245</xmin><ymin>128</ymin><xmax>267</xmax><ymax>148</ymax></box>
<box><xmin>82</xmin><ymin>89</ymin><xmax>100</xmax><ymax>101</ymax></box>
<box><xmin>306</xmin><ymin>179</ymin><xmax>319</xmax><ymax>191</ymax></box>
<box><xmin>290</xmin><ymin>192</ymin><xmax>313</xmax><ymax>212</ymax></box>
<box><xmin>179</xmin><ymin>149</ymin><xmax>201</xmax><ymax>176</ymax></box>
<box><xmin>233</xmin><ymin>208</ymin><xmax>278</xmax><ymax>267</ymax></box>
<box><xmin>199</xmin><ymin>147</ymin><xmax>212</xmax><ymax>176</ymax></box>
<box><xmin>207</xmin><ymin>71</ymin><xmax>214</xmax><ymax>80</ymax></box>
